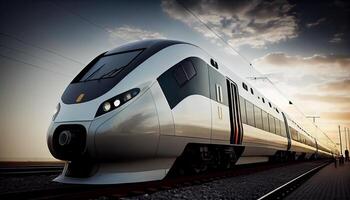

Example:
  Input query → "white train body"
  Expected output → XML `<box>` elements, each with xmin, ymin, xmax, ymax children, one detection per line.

<box><xmin>47</xmin><ymin>40</ymin><xmax>336</xmax><ymax>184</ymax></box>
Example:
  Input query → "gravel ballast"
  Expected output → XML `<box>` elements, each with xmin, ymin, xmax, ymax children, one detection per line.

<box><xmin>127</xmin><ymin>161</ymin><xmax>327</xmax><ymax>200</ymax></box>
<box><xmin>0</xmin><ymin>174</ymin><xmax>67</xmax><ymax>194</ymax></box>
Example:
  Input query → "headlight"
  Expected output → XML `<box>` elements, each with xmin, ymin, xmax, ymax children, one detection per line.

<box><xmin>102</xmin><ymin>102</ymin><xmax>111</xmax><ymax>112</ymax></box>
<box><xmin>113</xmin><ymin>99</ymin><xmax>121</xmax><ymax>107</ymax></box>
<box><xmin>52</xmin><ymin>103</ymin><xmax>60</xmax><ymax>121</ymax></box>
<box><xmin>95</xmin><ymin>88</ymin><xmax>140</xmax><ymax>117</ymax></box>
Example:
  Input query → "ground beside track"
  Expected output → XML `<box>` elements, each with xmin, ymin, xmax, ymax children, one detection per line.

<box><xmin>0</xmin><ymin>174</ymin><xmax>68</xmax><ymax>194</ymax></box>
<box><xmin>285</xmin><ymin>160</ymin><xmax>350</xmax><ymax>200</ymax></box>
<box><xmin>125</xmin><ymin>160</ymin><xmax>327</xmax><ymax>200</ymax></box>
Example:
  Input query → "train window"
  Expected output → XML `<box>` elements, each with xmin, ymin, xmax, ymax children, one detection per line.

<box><xmin>173</xmin><ymin>60</ymin><xmax>197</xmax><ymax>86</ymax></box>
<box><xmin>262</xmin><ymin>110</ymin><xmax>269</xmax><ymax>132</ymax></box>
<box><xmin>299</xmin><ymin>134</ymin><xmax>305</xmax><ymax>144</ymax></box>
<box><xmin>216</xmin><ymin>84</ymin><xmax>223</xmax><ymax>103</ymax></box>
<box><xmin>293</xmin><ymin>128</ymin><xmax>299</xmax><ymax>141</ymax></box>
<box><xmin>275</xmin><ymin>119</ymin><xmax>281</xmax><ymax>135</ymax></box>
<box><xmin>262</xmin><ymin>97</ymin><xmax>265</xmax><ymax>103</ymax></box>
<box><xmin>250</xmin><ymin>88</ymin><xmax>254</xmax><ymax>95</ymax></box>
<box><xmin>242</xmin><ymin>82</ymin><xmax>248</xmax><ymax>91</ymax></box>
<box><xmin>254</xmin><ymin>105</ymin><xmax>263</xmax><ymax>129</ymax></box>
<box><xmin>268</xmin><ymin>102</ymin><xmax>272</xmax><ymax>108</ymax></box>
<box><xmin>239</xmin><ymin>97</ymin><xmax>247</xmax><ymax>124</ymax></box>
<box><xmin>268</xmin><ymin>114</ymin><xmax>276</xmax><ymax>134</ymax></box>
<box><xmin>290</xmin><ymin>127</ymin><xmax>297</xmax><ymax>140</ymax></box>
<box><xmin>280</xmin><ymin>120</ymin><xmax>287</xmax><ymax>137</ymax></box>
<box><xmin>183</xmin><ymin>60</ymin><xmax>196</xmax><ymax>80</ymax></box>
<box><xmin>245</xmin><ymin>101</ymin><xmax>255</xmax><ymax>127</ymax></box>
<box><xmin>275</xmin><ymin>108</ymin><xmax>279</xmax><ymax>113</ymax></box>
<box><xmin>173</xmin><ymin>65</ymin><xmax>187</xmax><ymax>86</ymax></box>
<box><xmin>79</xmin><ymin>49</ymin><xmax>143</xmax><ymax>81</ymax></box>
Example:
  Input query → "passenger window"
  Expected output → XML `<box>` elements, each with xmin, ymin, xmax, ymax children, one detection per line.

<box><xmin>173</xmin><ymin>60</ymin><xmax>197</xmax><ymax>86</ymax></box>
<box><xmin>262</xmin><ymin>110</ymin><xmax>269</xmax><ymax>132</ymax></box>
<box><xmin>275</xmin><ymin>119</ymin><xmax>281</xmax><ymax>135</ymax></box>
<box><xmin>239</xmin><ymin>97</ymin><xmax>247</xmax><ymax>124</ymax></box>
<box><xmin>262</xmin><ymin>97</ymin><xmax>265</xmax><ymax>103</ymax></box>
<box><xmin>250</xmin><ymin>88</ymin><xmax>254</xmax><ymax>95</ymax></box>
<box><xmin>242</xmin><ymin>82</ymin><xmax>248</xmax><ymax>91</ymax></box>
<box><xmin>245</xmin><ymin>101</ymin><xmax>255</xmax><ymax>127</ymax></box>
<box><xmin>268</xmin><ymin>114</ymin><xmax>276</xmax><ymax>134</ymax></box>
<box><xmin>280</xmin><ymin>121</ymin><xmax>286</xmax><ymax>137</ymax></box>
<box><xmin>254</xmin><ymin>106</ymin><xmax>263</xmax><ymax>129</ymax></box>
<box><xmin>291</xmin><ymin>127</ymin><xmax>298</xmax><ymax>141</ymax></box>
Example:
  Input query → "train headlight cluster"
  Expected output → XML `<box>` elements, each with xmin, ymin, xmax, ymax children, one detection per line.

<box><xmin>95</xmin><ymin>88</ymin><xmax>140</xmax><ymax>117</ymax></box>
<box><xmin>52</xmin><ymin>103</ymin><xmax>60</xmax><ymax>121</ymax></box>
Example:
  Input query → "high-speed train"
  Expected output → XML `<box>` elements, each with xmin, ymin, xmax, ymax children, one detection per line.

<box><xmin>47</xmin><ymin>39</ymin><xmax>337</xmax><ymax>184</ymax></box>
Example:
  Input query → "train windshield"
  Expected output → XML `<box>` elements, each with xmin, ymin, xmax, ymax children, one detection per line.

<box><xmin>79</xmin><ymin>50</ymin><xmax>142</xmax><ymax>82</ymax></box>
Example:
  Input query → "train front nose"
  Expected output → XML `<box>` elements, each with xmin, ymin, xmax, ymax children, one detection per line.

<box><xmin>93</xmin><ymin>89</ymin><xmax>160</xmax><ymax>160</ymax></box>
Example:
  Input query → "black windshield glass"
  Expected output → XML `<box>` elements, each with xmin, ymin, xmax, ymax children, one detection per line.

<box><xmin>79</xmin><ymin>50</ymin><xmax>142</xmax><ymax>81</ymax></box>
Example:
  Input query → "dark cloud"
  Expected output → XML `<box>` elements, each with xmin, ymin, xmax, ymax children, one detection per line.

<box><xmin>108</xmin><ymin>26</ymin><xmax>166</xmax><ymax>42</ymax></box>
<box><xmin>329</xmin><ymin>33</ymin><xmax>344</xmax><ymax>43</ymax></box>
<box><xmin>306</xmin><ymin>17</ymin><xmax>326</xmax><ymax>28</ymax></box>
<box><xmin>162</xmin><ymin>0</ymin><xmax>297</xmax><ymax>48</ymax></box>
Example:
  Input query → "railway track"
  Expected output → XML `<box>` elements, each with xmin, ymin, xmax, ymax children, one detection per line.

<box><xmin>0</xmin><ymin>165</ymin><xmax>64</xmax><ymax>175</ymax></box>
<box><xmin>1</xmin><ymin>160</ymin><xmax>330</xmax><ymax>200</ymax></box>
<box><xmin>257</xmin><ymin>161</ymin><xmax>330</xmax><ymax>200</ymax></box>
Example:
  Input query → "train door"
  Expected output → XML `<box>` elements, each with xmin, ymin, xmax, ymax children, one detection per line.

<box><xmin>282</xmin><ymin>112</ymin><xmax>291</xmax><ymax>151</ymax></box>
<box><xmin>226</xmin><ymin>79</ymin><xmax>243</xmax><ymax>144</ymax></box>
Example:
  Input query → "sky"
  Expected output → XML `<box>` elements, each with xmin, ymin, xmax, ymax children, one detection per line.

<box><xmin>0</xmin><ymin>0</ymin><xmax>349</xmax><ymax>161</ymax></box>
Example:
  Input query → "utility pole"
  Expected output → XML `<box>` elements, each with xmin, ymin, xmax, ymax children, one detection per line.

<box><xmin>348</xmin><ymin>128</ymin><xmax>350</xmax><ymax>152</ymax></box>
<box><xmin>339</xmin><ymin>125</ymin><xmax>343</xmax><ymax>155</ymax></box>
<box><xmin>346</xmin><ymin>127</ymin><xmax>348</xmax><ymax>151</ymax></box>
<box><xmin>306</xmin><ymin>116</ymin><xmax>320</xmax><ymax>123</ymax></box>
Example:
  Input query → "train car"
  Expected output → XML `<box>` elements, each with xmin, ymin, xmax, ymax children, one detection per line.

<box><xmin>47</xmin><ymin>39</ymin><xmax>336</xmax><ymax>184</ymax></box>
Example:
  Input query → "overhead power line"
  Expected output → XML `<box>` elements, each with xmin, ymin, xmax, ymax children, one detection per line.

<box><xmin>175</xmin><ymin>0</ymin><xmax>336</xmax><ymax>145</ymax></box>
<box><xmin>49</xmin><ymin>0</ymin><xmax>126</xmax><ymax>42</ymax></box>
<box><xmin>0</xmin><ymin>53</ymin><xmax>71</xmax><ymax>77</ymax></box>
<box><xmin>0</xmin><ymin>43</ymin><xmax>67</xmax><ymax>69</ymax></box>
<box><xmin>0</xmin><ymin>32</ymin><xmax>84</xmax><ymax>66</ymax></box>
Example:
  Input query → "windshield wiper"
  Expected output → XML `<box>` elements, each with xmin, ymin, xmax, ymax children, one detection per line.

<box><xmin>82</xmin><ymin>64</ymin><xmax>106</xmax><ymax>81</ymax></box>
<box><xmin>101</xmin><ymin>66</ymin><xmax>125</xmax><ymax>79</ymax></box>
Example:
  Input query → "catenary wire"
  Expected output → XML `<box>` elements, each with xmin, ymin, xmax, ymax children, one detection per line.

<box><xmin>0</xmin><ymin>53</ymin><xmax>71</xmax><ymax>77</ymax></box>
<box><xmin>176</xmin><ymin>0</ymin><xmax>336</xmax><ymax>145</ymax></box>
<box><xmin>0</xmin><ymin>32</ymin><xmax>84</xmax><ymax>66</ymax></box>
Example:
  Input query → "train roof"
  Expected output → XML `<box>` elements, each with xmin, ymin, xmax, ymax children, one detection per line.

<box><xmin>106</xmin><ymin>39</ymin><xmax>187</xmax><ymax>56</ymax></box>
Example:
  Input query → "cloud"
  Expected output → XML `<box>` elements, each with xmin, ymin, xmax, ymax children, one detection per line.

<box><xmin>321</xmin><ymin>111</ymin><xmax>350</xmax><ymax>121</ymax></box>
<box><xmin>295</xmin><ymin>94</ymin><xmax>350</xmax><ymax>105</ymax></box>
<box><xmin>329</xmin><ymin>33</ymin><xmax>344</xmax><ymax>43</ymax></box>
<box><xmin>161</xmin><ymin>0</ymin><xmax>298</xmax><ymax>48</ymax></box>
<box><xmin>306</xmin><ymin>18</ymin><xmax>326</xmax><ymax>28</ymax></box>
<box><xmin>318</xmin><ymin>79</ymin><xmax>350</xmax><ymax>92</ymax></box>
<box><xmin>108</xmin><ymin>26</ymin><xmax>166</xmax><ymax>42</ymax></box>
<box><xmin>254</xmin><ymin>52</ymin><xmax>350</xmax><ymax>69</ymax></box>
